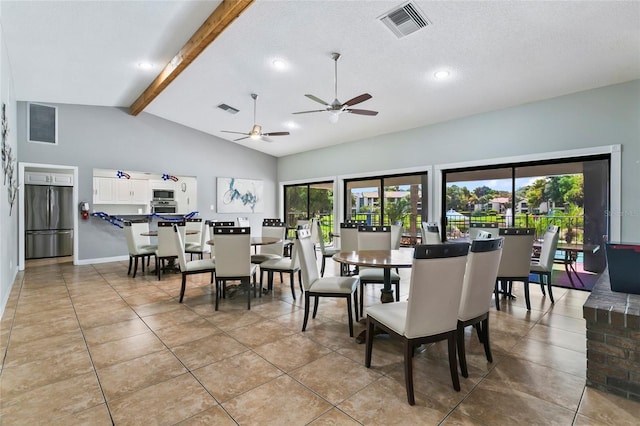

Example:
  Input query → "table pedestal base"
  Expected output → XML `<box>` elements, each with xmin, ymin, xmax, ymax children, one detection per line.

<box><xmin>380</xmin><ymin>289</ymin><xmax>394</xmax><ymax>303</ymax></box>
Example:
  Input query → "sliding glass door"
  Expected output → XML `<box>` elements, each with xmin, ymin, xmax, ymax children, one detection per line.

<box><xmin>284</xmin><ymin>181</ymin><xmax>334</xmax><ymax>241</ymax></box>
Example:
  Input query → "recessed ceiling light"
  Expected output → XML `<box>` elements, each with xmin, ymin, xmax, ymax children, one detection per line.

<box><xmin>272</xmin><ymin>58</ymin><xmax>287</xmax><ymax>70</ymax></box>
<box><xmin>434</xmin><ymin>70</ymin><xmax>451</xmax><ymax>80</ymax></box>
<box><xmin>284</xmin><ymin>121</ymin><xmax>299</xmax><ymax>129</ymax></box>
<box><xmin>137</xmin><ymin>62</ymin><xmax>154</xmax><ymax>70</ymax></box>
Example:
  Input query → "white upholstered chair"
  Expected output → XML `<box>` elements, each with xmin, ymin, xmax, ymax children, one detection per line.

<box><xmin>259</xmin><ymin>243</ymin><xmax>302</xmax><ymax>299</ymax></box>
<box><xmin>390</xmin><ymin>224</ymin><xmax>402</xmax><ymax>250</ymax></box>
<box><xmin>124</xmin><ymin>221</ymin><xmax>155</xmax><ymax>278</ymax></box>
<box><xmin>185</xmin><ymin>218</ymin><xmax>211</xmax><ymax>260</ymax></box>
<box><xmin>469</xmin><ymin>222</ymin><xmax>499</xmax><ymax>240</ymax></box>
<box><xmin>295</xmin><ymin>228</ymin><xmax>359</xmax><ymax>337</ymax></box>
<box><xmin>251</xmin><ymin>221</ymin><xmax>286</xmax><ymax>264</ymax></box>
<box><xmin>457</xmin><ymin>238</ymin><xmax>503</xmax><ymax>378</ymax></box>
<box><xmin>530</xmin><ymin>225</ymin><xmax>560</xmax><ymax>305</ymax></box>
<box><xmin>339</xmin><ymin>222</ymin><xmax>360</xmax><ymax>275</ymax></box>
<box><xmin>495</xmin><ymin>228</ymin><xmax>535</xmax><ymax>310</ymax></box>
<box><xmin>173</xmin><ymin>224</ymin><xmax>216</xmax><ymax>303</ymax></box>
<box><xmin>357</xmin><ymin>225</ymin><xmax>401</xmax><ymax>315</ymax></box>
<box><xmin>365</xmin><ymin>243</ymin><xmax>470</xmax><ymax>405</ymax></box>
<box><xmin>421</xmin><ymin>222</ymin><xmax>442</xmax><ymax>244</ymax></box>
<box><xmin>317</xmin><ymin>219</ymin><xmax>340</xmax><ymax>277</ymax></box>
<box><xmin>236</xmin><ymin>217</ymin><xmax>250</xmax><ymax>228</ymax></box>
<box><xmin>212</xmin><ymin>226</ymin><xmax>257</xmax><ymax>310</ymax></box>
<box><xmin>155</xmin><ymin>221</ymin><xmax>185</xmax><ymax>281</ymax></box>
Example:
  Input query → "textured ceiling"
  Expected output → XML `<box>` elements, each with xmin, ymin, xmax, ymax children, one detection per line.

<box><xmin>3</xmin><ymin>1</ymin><xmax>639</xmax><ymax>157</ymax></box>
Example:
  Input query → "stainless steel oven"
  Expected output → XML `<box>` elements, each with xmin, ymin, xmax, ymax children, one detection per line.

<box><xmin>152</xmin><ymin>189</ymin><xmax>175</xmax><ymax>201</ymax></box>
<box><xmin>151</xmin><ymin>200</ymin><xmax>177</xmax><ymax>214</ymax></box>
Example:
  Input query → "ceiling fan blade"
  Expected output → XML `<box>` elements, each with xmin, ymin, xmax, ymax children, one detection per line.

<box><xmin>345</xmin><ymin>108</ymin><xmax>378</xmax><ymax>116</ymax></box>
<box><xmin>260</xmin><ymin>136</ymin><xmax>274</xmax><ymax>143</ymax></box>
<box><xmin>262</xmin><ymin>131</ymin><xmax>290</xmax><ymax>136</ymax></box>
<box><xmin>221</xmin><ymin>130</ymin><xmax>249</xmax><ymax>135</ymax></box>
<box><xmin>292</xmin><ymin>109</ymin><xmax>326</xmax><ymax>115</ymax></box>
<box><xmin>305</xmin><ymin>94</ymin><xmax>330</xmax><ymax>106</ymax></box>
<box><xmin>233</xmin><ymin>136</ymin><xmax>250</xmax><ymax>141</ymax></box>
<box><xmin>343</xmin><ymin>93</ymin><xmax>372</xmax><ymax>107</ymax></box>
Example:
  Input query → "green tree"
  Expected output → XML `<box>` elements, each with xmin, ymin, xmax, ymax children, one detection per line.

<box><xmin>525</xmin><ymin>178</ymin><xmax>547</xmax><ymax>209</ymax></box>
<box><xmin>385</xmin><ymin>196</ymin><xmax>410</xmax><ymax>225</ymax></box>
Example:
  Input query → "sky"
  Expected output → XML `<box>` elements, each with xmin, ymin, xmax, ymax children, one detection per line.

<box><xmin>447</xmin><ymin>177</ymin><xmax>539</xmax><ymax>192</ymax></box>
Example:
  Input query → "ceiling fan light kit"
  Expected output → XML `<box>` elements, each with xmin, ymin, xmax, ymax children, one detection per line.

<box><xmin>292</xmin><ymin>52</ymin><xmax>379</xmax><ymax>119</ymax></box>
<box><xmin>220</xmin><ymin>93</ymin><xmax>290</xmax><ymax>143</ymax></box>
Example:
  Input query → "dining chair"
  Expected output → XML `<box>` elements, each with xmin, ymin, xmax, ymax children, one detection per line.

<box><xmin>317</xmin><ymin>219</ymin><xmax>340</xmax><ymax>277</ymax></box>
<box><xmin>469</xmin><ymin>222</ymin><xmax>499</xmax><ymax>240</ymax></box>
<box><xmin>457</xmin><ymin>238</ymin><xmax>503</xmax><ymax>378</ymax></box>
<box><xmin>357</xmin><ymin>225</ymin><xmax>401</xmax><ymax>315</ymax></box>
<box><xmin>173</xmin><ymin>224</ymin><xmax>216</xmax><ymax>303</ymax></box>
<box><xmin>295</xmin><ymin>228</ymin><xmax>359</xmax><ymax>337</ymax></box>
<box><xmin>339</xmin><ymin>222</ymin><xmax>360</xmax><ymax>275</ymax></box>
<box><xmin>130</xmin><ymin>219</ymin><xmax>157</xmax><ymax>252</ymax></box>
<box><xmin>123</xmin><ymin>221</ymin><xmax>155</xmax><ymax>278</ymax></box>
<box><xmin>495</xmin><ymin>228</ymin><xmax>535</xmax><ymax>310</ymax></box>
<box><xmin>251</xmin><ymin>221</ymin><xmax>286</xmax><ymax>264</ymax></box>
<box><xmin>365</xmin><ymin>243</ymin><xmax>470</xmax><ymax>405</ymax></box>
<box><xmin>185</xmin><ymin>218</ymin><xmax>211</xmax><ymax>260</ymax></box>
<box><xmin>530</xmin><ymin>225</ymin><xmax>560</xmax><ymax>305</ymax></box>
<box><xmin>155</xmin><ymin>221</ymin><xmax>185</xmax><ymax>280</ymax></box>
<box><xmin>421</xmin><ymin>222</ymin><xmax>441</xmax><ymax>244</ymax></box>
<box><xmin>212</xmin><ymin>226</ymin><xmax>256</xmax><ymax>310</ymax></box>
<box><xmin>237</xmin><ymin>217</ymin><xmax>250</xmax><ymax>228</ymax></box>
<box><xmin>390</xmin><ymin>224</ymin><xmax>402</xmax><ymax>250</ymax></box>
<box><xmin>259</xmin><ymin>242</ymin><xmax>302</xmax><ymax>299</ymax></box>
<box><xmin>476</xmin><ymin>230</ymin><xmax>493</xmax><ymax>239</ymax></box>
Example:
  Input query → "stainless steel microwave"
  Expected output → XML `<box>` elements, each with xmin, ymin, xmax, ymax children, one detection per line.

<box><xmin>152</xmin><ymin>189</ymin><xmax>174</xmax><ymax>200</ymax></box>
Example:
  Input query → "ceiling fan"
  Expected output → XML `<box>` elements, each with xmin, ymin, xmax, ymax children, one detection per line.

<box><xmin>293</xmin><ymin>52</ymin><xmax>378</xmax><ymax>123</ymax></box>
<box><xmin>221</xmin><ymin>93</ymin><xmax>289</xmax><ymax>142</ymax></box>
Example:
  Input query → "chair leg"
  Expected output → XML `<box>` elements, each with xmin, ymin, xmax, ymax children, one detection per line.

<box><xmin>133</xmin><ymin>257</ymin><xmax>139</xmax><ymax>278</ymax></box>
<box><xmin>448</xmin><ymin>331</ymin><xmax>461</xmax><ymax>392</ymax></box>
<box><xmin>524</xmin><ymin>279</ymin><xmax>531</xmax><ymax>310</ymax></box>
<box><xmin>482</xmin><ymin>317</ymin><xmax>493</xmax><ymax>363</ymax></box>
<box><xmin>365</xmin><ymin>317</ymin><xmax>375</xmax><ymax>368</ymax></box>
<box><xmin>403</xmin><ymin>339</ymin><xmax>415</xmax><ymax>405</ymax></box>
<box><xmin>320</xmin><ymin>256</ymin><xmax>326</xmax><ymax>277</ymax></box>
<box><xmin>244</xmin><ymin>277</ymin><xmax>251</xmax><ymax>310</ymax></box>
<box><xmin>354</xmin><ymin>288</ymin><xmax>359</xmax><ymax>322</ymax></box>
<box><xmin>347</xmin><ymin>295</ymin><xmax>354</xmax><ymax>337</ymax></box>
<box><xmin>298</xmin><ymin>271</ymin><xmax>303</xmax><ymax>293</ymax></box>
<box><xmin>395</xmin><ymin>282</ymin><xmax>400</xmax><ymax>302</ymax></box>
<box><xmin>156</xmin><ymin>258</ymin><xmax>161</xmax><ymax>281</ymax></box>
<box><xmin>141</xmin><ymin>256</ymin><xmax>145</xmax><ymax>273</ymax></box>
<box><xmin>540</xmin><ymin>272</ymin><xmax>546</xmax><ymax>295</ymax></box>
<box><xmin>494</xmin><ymin>280</ymin><xmax>501</xmax><ymax>311</ymax></box>
<box><xmin>215</xmin><ymin>280</ymin><xmax>220</xmax><ymax>311</ymax></box>
<box><xmin>302</xmin><ymin>293</ymin><xmax>311</xmax><ymax>332</ymax></box>
<box><xmin>312</xmin><ymin>295</ymin><xmax>320</xmax><ymax>318</ymax></box>
<box><xmin>546</xmin><ymin>272</ymin><xmax>554</xmax><ymax>303</ymax></box>
<box><xmin>128</xmin><ymin>256</ymin><xmax>133</xmax><ymax>275</ymax></box>
<box><xmin>179</xmin><ymin>274</ymin><xmax>187</xmax><ymax>303</ymax></box>
<box><xmin>289</xmin><ymin>272</ymin><xmax>296</xmax><ymax>300</ymax></box>
<box><xmin>259</xmin><ymin>270</ymin><xmax>264</xmax><ymax>297</ymax></box>
<box><xmin>456</xmin><ymin>322</ymin><xmax>468</xmax><ymax>378</ymax></box>
<box><xmin>359</xmin><ymin>282</ymin><xmax>365</xmax><ymax>319</ymax></box>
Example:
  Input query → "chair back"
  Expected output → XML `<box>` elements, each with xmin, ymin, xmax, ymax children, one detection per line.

<box><xmin>316</xmin><ymin>220</ymin><xmax>331</xmax><ymax>254</ymax></box>
<box><xmin>295</xmin><ymin>228</ymin><xmax>319</xmax><ymax>290</ymax></box>
<box><xmin>172</xmin><ymin>224</ymin><xmax>189</xmax><ymax>271</ymax></box>
<box><xmin>390</xmin><ymin>224</ymin><xmax>402</xmax><ymax>250</ymax></box>
<box><xmin>404</xmin><ymin>243</ymin><xmax>469</xmax><ymax>338</ymax></box>
<box><xmin>357</xmin><ymin>225</ymin><xmax>391</xmax><ymax>250</ymax></box>
<box><xmin>185</xmin><ymin>218</ymin><xmax>203</xmax><ymax>244</ymax></box>
<box><xmin>476</xmin><ymin>230</ymin><xmax>492</xmax><ymax>239</ymax></box>
<box><xmin>157</xmin><ymin>221</ymin><xmax>185</xmax><ymax>257</ymax></box>
<box><xmin>237</xmin><ymin>217</ymin><xmax>250</xmax><ymax>227</ymax></box>
<box><xmin>469</xmin><ymin>222</ymin><xmax>499</xmax><ymax>240</ymax></box>
<box><xmin>340</xmin><ymin>222</ymin><xmax>359</xmax><ymax>252</ymax></box>
<box><xmin>296</xmin><ymin>219</ymin><xmax>310</xmax><ymax>230</ymax></box>
<box><xmin>497</xmin><ymin>228</ymin><xmax>535</xmax><ymax>277</ymax></box>
<box><xmin>310</xmin><ymin>218</ymin><xmax>320</xmax><ymax>245</ymax></box>
<box><xmin>213</xmin><ymin>227</ymin><xmax>251</xmax><ymax>277</ymax></box>
<box><xmin>129</xmin><ymin>220</ymin><xmax>151</xmax><ymax>248</ymax></box>
<box><xmin>421</xmin><ymin>222</ymin><xmax>441</xmax><ymax>244</ymax></box>
<box><xmin>537</xmin><ymin>225</ymin><xmax>560</xmax><ymax>269</ymax></box>
<box><xmin>263</xmin><ymin>218</ymin><xmax>281</xmax><ymax>225</ymax></box>
<box><xmin>459</xmin><ymin>238</ymin><xmax>504</xmax><ymax>321</ymax></box>
<box><xmin>260</xmin><ymin>221</ymin><xmax>286</xmax><ymax>256</ymax></box>
<box><xmin>123</xmin><ymin>222</ymin><xmax>137</xmax><ymax>254</ymax></box>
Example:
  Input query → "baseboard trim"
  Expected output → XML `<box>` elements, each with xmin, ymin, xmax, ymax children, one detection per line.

<box><xmin>75</xmin><ymin>255</ymin><xmax>128</xmax><ymax>265</ymax></box>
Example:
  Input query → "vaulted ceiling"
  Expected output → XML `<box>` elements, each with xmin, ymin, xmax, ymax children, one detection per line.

<box><xmin>3</xmin><ymin>1</ymin><xmax>639</xmax><ymax>157</ymax></box>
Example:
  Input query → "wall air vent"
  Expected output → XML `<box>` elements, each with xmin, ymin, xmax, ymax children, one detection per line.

<box><xmin>217</xmin><ymin>103</ymin><xmax>239</xmax><ymax>114</ymax></box>
<box><xmin>379</xmin><ymin>1</ymin><xmax>430</xmax><ymax>39</ymax></box>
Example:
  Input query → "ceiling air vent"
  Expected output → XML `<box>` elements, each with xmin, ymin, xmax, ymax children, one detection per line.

<box><xmin>379</xmin><ymin>1</ymin><xmax>430</xmax><ymax>38</ymax></box>
<box><xmin>217</xmin><ymin>103</ymin><xmax>239</xmax><ymax>114</ymax></box>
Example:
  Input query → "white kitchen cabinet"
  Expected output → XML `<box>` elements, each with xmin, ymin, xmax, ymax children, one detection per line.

<box><xmin>93</xmin><ymin>177</ymin><xmax>116</xmax><ymax>204</ymax></box>
<box><xmin>175</xmin><ymin>177</ymin><xmax>197</xmax><ymax>213</ymax></box>
<box><xmin>115</xmin><ymin>179</ymin><xmax>149</xmax><ymax>204</ymax></box>
<box><xmin>26</xmin><ymin>171</ymin><xmax>73</xmax><ymax>186</ymax></box>
<box><xmin>149</xmin><ymin>180</ymin><xmax>176</xmax><ymax>191</ymax></box>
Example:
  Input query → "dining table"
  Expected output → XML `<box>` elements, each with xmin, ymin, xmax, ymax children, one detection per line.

<box><xmin>534</xmin><ymin>242</ymin><xmax>600</xmax><ymax>288</ymax></box>
<box><xmin>333</xmin><ymin>248</ymin><xmax>414</xmax><ymax>343</ymax></box>
<box><xmin>206</xmin><ymin>236</ymin><xmax>281</xmax><ymax>246</ymax></box>
<box><xmin>141</xmin><ymin>229</ymin><xmax>199</xmax><ymax>237</ymax></box>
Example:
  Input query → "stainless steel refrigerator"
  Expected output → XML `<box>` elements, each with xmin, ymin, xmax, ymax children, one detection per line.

<box><xmin>25</xmin><ymin>184</ymin><xmax>74</xmax><ymax>259</ymax></box>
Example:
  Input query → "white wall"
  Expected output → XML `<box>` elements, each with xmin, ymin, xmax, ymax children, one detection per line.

<box><xmin>277</xmin><ymin>80</ymin><xmax>640</xmax><ymax>241</ymax></box>
<box><xmin>16</xmin><ymin>103</ymin><xmax>278</xmax><ymax>263</ymax></box>
<box><xmin>0</xmin><ymin>10</ymin><xmax>19</xmax><ymax>316</ymax></box>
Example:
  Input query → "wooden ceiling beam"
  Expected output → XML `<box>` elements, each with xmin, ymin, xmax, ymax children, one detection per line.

<box><xmin>129</xmin><ymin>0</ymin><xmax>254</xmax><ymax>116</ymax></box>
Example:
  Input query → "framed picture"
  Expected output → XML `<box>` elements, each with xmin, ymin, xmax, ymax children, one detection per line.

<box><xmin>217</xmin><ymin>177</ymin><xmax>264</xmax><ymax>213</ymax></box>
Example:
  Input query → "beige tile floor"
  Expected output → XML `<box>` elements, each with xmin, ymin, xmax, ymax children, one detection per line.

<box><xmin>1</xmin><ymin>255</ymin><xmax>640</xmax><ymax>425</ymax></box>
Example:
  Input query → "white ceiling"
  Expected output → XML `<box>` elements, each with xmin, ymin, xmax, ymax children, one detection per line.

<box><xmin>3</xmin><ymin>1</ymin><xmax>639</xmax><ymax>158</ymax></box>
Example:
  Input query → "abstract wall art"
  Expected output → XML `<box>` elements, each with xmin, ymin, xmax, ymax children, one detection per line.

<box><xmin>217</xmin><ymin>177</ymin><xmax>263</xmax><ymax>213</ymax></box>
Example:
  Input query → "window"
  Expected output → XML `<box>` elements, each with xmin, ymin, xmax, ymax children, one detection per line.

<box><xmin>284</xmin><ymin>181</ymin><xmax>334</xmax><ymax>240</ymax></box>
<box><xmin>443</xmin><ymin>155</ymin><xmax>609</xmax><ymax>272</ymax></box>
<box><xmin>344</xmin><ymin>172</ymin><xmax>427</xmax><ymax>246</ymax></box>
